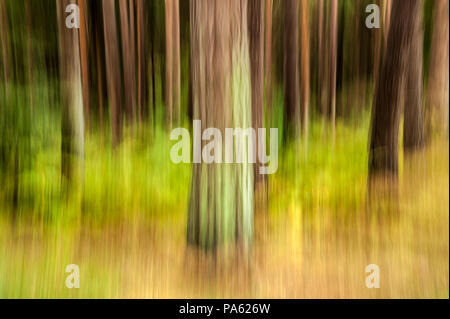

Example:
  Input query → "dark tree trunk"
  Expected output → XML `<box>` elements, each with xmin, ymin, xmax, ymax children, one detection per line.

<box><xmin>283</xmin><ymin>0</ymin><xmax>300</xmax><ymax>140</ymax></box>
<box><xmin>248</xmin><ymin>0</ymin><xmax>265</xmax><ymax>188</ymax></box>
<box><xmin>369</xmin><ymin>0</ymin><xmax>421</xmax><ymax>177</ymax></box>
<box><xmin>403</xmin><ymin>1</ymin><xmax>424</xmax><ymax>151</ymax></box>
<box><xmin>102</xmin><ymin>0</ymin><xmax>122</xmax><ymax>147</ymax></box>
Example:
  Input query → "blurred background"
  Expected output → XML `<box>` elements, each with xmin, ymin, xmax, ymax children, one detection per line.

<box><xmin>0</xmin><ymin>0</ymin><xmax>448</xmax><ymax>298</ymax></box>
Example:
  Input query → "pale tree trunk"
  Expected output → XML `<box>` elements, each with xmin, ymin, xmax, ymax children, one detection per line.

<box><xmin>300</xmin><ymin>0</ymin><xmax>310</xmax><ymax>138</ymax></box>
<box><xmin>426</xmin><ymin>0</ymin><xmax>449</xmax><ymax>138</ymax></box>
<box><xmin>369</xmin><ymin>0</ymin><xmax>421</xmax><ymax>178</ymax></box>
<box><xmin>79</xmin><ymin>0</ymin><xmax>90</xmax><ymax>128</ymax></box>
<box><xmin>57</xmin><ymin>0</ymin><xmax>84</xmax><ymax>194</ymax></box>
<box><xmin>188</xmin><ymin>0</ymin><xmax>253</xmax><ymax>252</ymax></box>
<box><xmin>102</xmin><ymin>0</ymin><xmax>122</xmax><ymax>147</ymax></box>
<box><xmin>284</xmin><ymin>0</ymin><xmax>300</xmax><ymax>140</ymax></box>
<box><xmin>403</xmin><ymin>0</ymin><xmax>424</xmax><ymax>151</ymax></box>
<box><xmin>248</xmin><ymin>0</ymin><xmax>265</xmax><ymax>189</ymax></box>
<box><xmin>265</xmin><ymin>0</ymin><xmax>272</xmax><ymax>112</ymax></box>
<box><xmin>119</xmin><ymin>0</ymin><xmax>136</xmax><ymax>121</ymax></box>
<box><xmin>329</xmin><ymin>0</ymin><xmax>338</xmax><ymax>137</ymax></box>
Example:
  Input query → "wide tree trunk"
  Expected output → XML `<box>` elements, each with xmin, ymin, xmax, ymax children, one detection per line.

<box><xmin>102</xmin><ymin>0</ymin><xmax>122</xmax><ymax>147</ymax></box>
<box><xmin>57</xmin><ymin>0</ymin><xmax>84</xmax><ymax>192</ymax></box>
<box><xmin>369</xmin><ymin>0</ymin><xmax>421</xmax><ymax>177</ymax></box>
<box><xmin>426</xmin><ymin>0</ymin><xmax>449</xmax><ymax>138</ymax></box>
<box><xmin>248</xmin><ymin>0</ymin><xmax>265</xmax><ymax>188</ymax></box>
<box><xmin>283</xmin><ymin>0</ymin><xmax>300</xmax><ymax>140</ymax></box>
<box><xmin>188</xmin><ymin>0</ymin><xmax>253</xmax><ymax>251</ymax></box>
<box><xmin>403</xmin><ymin>1</ymin><xmax>424</xmax><ymax>151</ymax></box>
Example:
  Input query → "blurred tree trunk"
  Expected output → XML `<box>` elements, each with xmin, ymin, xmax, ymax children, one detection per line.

<box><xmin>329</xmin><ymin>0</ymin><xmax>338</xmax><ymax>137</ymax></box>
<box><xmin>317</xmin><ymin>0</ymin><xmax>326</xmax><ymax>118</ymax></box>
<box><xmin>403</xmin><ymin>1</ymin><xmax>424</xmax><ymax>151</ymax></box>
<box><xmin>300</xmin><ymin>0</ymin><xmax>310</xmax><ymax>138</ymax></box>
<box><xmin>283</xmin><ymin>0</ymin><xmax>300</xmax><ymax>140</ymax></box>
<box><xmin>188</xmin><ymin>0</ymin><xmax>253</xmax><ymax>251</ymax></box>
<box><xmin>265</xmin><ymin>0</ymin><xmax>272</xmax><ymax>112</ymax></box>
<box><xmin>0</xmin><ymin>0</ymin><xmax>10</xmax><ymax>93</ymax></box>
<box><xmin>136</xmin><ymin>0</ymin><xmax>148</xmax><ymax>123</ymax></box>
<box><xmin>25</xmin><ymin>0</ymin><xmax>33</xmax><ymax>108</ymax></box>
<box><xmin>248</xmin><ymin>0</ymin><xmax>265</xmax><ymax>189</ymax></box>
<box><xmin>57</xmin><ymin>0</ymin><xmax>84</xmax><ymax>193</ymax></box>
<box><xmin>79</xmin><ymin>0</ymin><xmax>90</xmax><ymax>128</ymax></box>
<box><xmin>369</xmin><ymin>0</ymin><xmax>421</xmax><ymax>178</ymax></box>
<box><xmin>165</xmin><ymin>0</ymin><xmax>179</xmax><ymax>127</ymax></box>
<box><xmin>426</xmin><ymin>0</ymin><xmax>449</xmax><ymax>139</ymax></box>
<box><xmin>119</xmin><ymin>0</ymin><xmax>136</xmax><ymax>121</ymax></box>
<box><xmin>102</xmin><ymin>0</ymin><xmax>122</xmax><ymax>147</ymax></box>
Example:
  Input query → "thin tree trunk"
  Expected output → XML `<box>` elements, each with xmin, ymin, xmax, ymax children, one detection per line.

<box><xmin>0</xmin><ymin>0</ymin><xmax>10</xmax><ymax>94</ymax></box>
<box><xmin>136</xmin><ymin>0</ymin><xmax>148</xmax><ymax>122</ymax></box>
<box><xmin>284</xmin><ymin>0</ymin><xmax>300</xmax><ymax>140</ymax></box>
<box><xmin>300</xmin><ymin>0</ymin><xmax>310</xmax><ymax>138</ymax></box>
<box><xmin>119</xmin><ymin>0</ymin><xmax>136</xmax><ymax>121</ymax></box>
<box><xmin>265</xmin><ymin>0</ymin><xmax>272</xmax><ymax>112</ymax></box>
<box><xmin>172</xmin><ymin>0</ymin><xmax>181</xmax><ymax>126</ymax></box>
<box><xmin>426</xmin><ymin>0</ymin><xmax>449</xmax><ymax>138</ymax></box>
<box><xmin>248</xmin><ymin>0</ymin><xmax>265</xmax><ymax>188</ymax></box>
<box><xmin>329</xmin><ymin>0</ymin><xmax>338</xmax><ymax>137</ymax></box>
<box><xmin>188</xmin><ymin>0</ymin><xmax>253</xmax><ymax>251</ymax></box>
<box><xmin>403</xmin><ymin>1</ymin><xmax>424</xmax><ymax>151</ymax></box>
<box><xmin>369</xmin><ymin>0</ymin><xmax>421</xmax><ymax>177</ymax></box>
<box><xmin>25</xmin><ymin>0</ymin><xmax>33</xmax><ymax>109</ymax></box>
<box><xmin>102</xmin><ymin>0</ymin><xmax>122</xmax><ymax>147</ymax></box>
<box><xmin>79</xmin><ymin>0</ymin><xmax>90</xmax><ymax>128</ymax></box>
<box><xmin>165</xmin><ymin>0</ymin><xmax>173</xmax><ymax>127</ymax></box>
<box><xmin>57</xmin><ymin>0</ymin><xmax>85</xmax><ymax>192</ymax></box>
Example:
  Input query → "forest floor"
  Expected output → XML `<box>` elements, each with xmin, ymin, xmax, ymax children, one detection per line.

<box><xmin>0</xmin><ymin>116</ymin><xmax>448</xmax><ymax>298</ymax></box>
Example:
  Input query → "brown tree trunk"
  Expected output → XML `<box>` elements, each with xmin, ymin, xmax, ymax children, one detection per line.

<box><xmin>284</xmin><ymin>0</ymin><xmax>300</xmax><ymax>140</ymax></box>
<box><xmin>172</xmin><ymin>0</ymin><xmax>180</xmax><ymax>126</ymax></box>
<box><xmin>79</xmin><ymin>0</ymin><xmax>90</xmax><ymax>128</ymax></box>
<box><xmin>265</xmin><ymin>0</ymin><xmax>272</xmax><ymax>112</ymax></box>
<box><xmin>136</xmin><ymin>0</ymin><xmax>148</xmax><ymax>122</ymax></box>
<box><xmin>57</xmin><ymin>0</ymin><xmax>85</xmax><ymax>192</ymax></box>
<box><xmin>329</xmin><ymin>0</ymin><xmax>338</xmax><ymax>136</ymax></box>
<box><xmin>426</xmin><ymin>0</ymin><xmax>449</xmax><ymax>138</ymax></box>
<box><xmin>403</xmin><ymin>1</ymin><xmax>424</xmax><ymax>151</ymax></box>
<box><xmin>119</xmin><ymin>0</ymin><xmax>136</xmax><ymax>121</ymax></box>
<box><xmin>165</xmin><ymin>0</ymin><xmax>173</xmax><ymax>127</ymax></box>
<box><xmin>102</xmin><ymin>0</ymin><xmax>122</xmax><ymax>147</ymax></box>
<box><xmin>25</xmin><ymin>0</ymin><xmax>33</xmax><ymax>109</ymax></box>
<box><xmin>248</xmin><ymin>0</ymin><xmax>265</xmax><ymax>188</ymax></box>
<box><xmin>188</xmin><ymin>0</ymin><xmax>253</xmax><ymax>251</ymax></box>
<box><xmin>369</xmin><ymin>0</ymin><xmax>421</xmax><ymax>177</ymax></box>
<box><xmin>300</xmin><ymin>0</ymin><xmax>310</xmax><ymax>138</ymax></box>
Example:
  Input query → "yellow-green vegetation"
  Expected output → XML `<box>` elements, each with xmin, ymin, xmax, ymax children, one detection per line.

<box><xmin>0</xmin><ymin>111</ymin><xmax>447</xmax><ymax>298</ymax></box>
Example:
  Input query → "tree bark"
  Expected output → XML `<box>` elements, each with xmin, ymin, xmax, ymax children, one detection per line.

<box><xmin>265</xmin><ymin>0</ymin><xmax>272</xmax><ymax>112</ymax></box>
<box><xmin>102</xmin><ymin>0</ymin><xmax>122</xmax><ymax>147</ymax></box>
<box><xmin>283</xmin><ymin>0</ymin><xmax>300</xmax><ymax>140</ymax></box>
<box><xmin>369</xmin><ymin>0</ymin><xmax>421</xmax><ymax>177</ymax></box>
<box><xmin>426</xmin><ymin>0</ymin><xmax>449</xmax><ymax>138</ymax></box>
<box><xmin>188</xmin><ymin>0</ymin><xmax>253</xmax><ymax>251</ymax></box>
